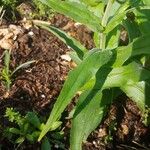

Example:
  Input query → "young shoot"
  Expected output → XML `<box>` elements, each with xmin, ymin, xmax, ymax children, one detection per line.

<box><xmin>1</xmin><ymin>50</ymin><xmax>36</xmax><ymax>95</ymax></box>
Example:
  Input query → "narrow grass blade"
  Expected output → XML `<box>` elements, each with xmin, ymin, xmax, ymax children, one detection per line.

<box><xmin>37</xmin><ymin>24</ymin><xmax>87</xmax><ymax>59</ymax></box>
<box><xmin>11</xmin><ymin>60</ymin><xmax>36</xmax><ymax>76</ymax></box>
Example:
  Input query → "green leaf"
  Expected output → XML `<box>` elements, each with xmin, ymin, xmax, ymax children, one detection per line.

<box><xmin>87</xmin><ymin>2</ymin><xmax>104</xmax><ymax>18</ymax></box>
<box><xmin>135</xmin><ymin>8</ymin><xmax>150</xmax><ymax>35</ymax></box>
<box><xmin>26</xmin><ymin>112</ymin><xmax>41</xmax><ymax>129</ymax></box>
<box><xmin>1</xmin><ymin>50</ymin><xmax>11</xmax><ymax>90</ymax></box>
<box><xmin>4</xmin><ymin>50</ymin><xmax>11</xmax><ymax>75</ymax></box>
<box><xmin>11</xmin><ymin>60</ymin><xmax>36</xmax><ymax>76</ymax></box>
<box><xmin>39</xmin><ymin>0</ymin><xmax>103</xmax><ymax>32</ymax></box>
<box><xmin>9</xmin><ymin>127</ymin><xmax>21</xmax><ymax>135</ymax></box>
<box><xmin>121</xmin><ymin>81</ymin><xmax>150</xmax><ymax>112</ymax></box>
<box><xmin>113</xmin><ymin>34</ymin><xmax>150</xmax><ymax>67</ymax></box>
<box><xmin>93</xmin><ymin>32</ymin><xmax>100</xmax><ymax>48</ymax></box>
<box><xmin>142</xmin><ymin>0</ymin><xmax>150</xmax><ymax>5</ymax></box>
<box><xmin>81</xmin><ymin>62</ymin><xmax>150</xmax><ymax>90</ymax></box>
<box><xmin>36</xmin><ymin>24</ymin><xmax>87</xmax><ymax>59</ymax></box>
<box><xmin>104</xmin><ymin>1</ymin><xmax>130</xmax><ymax>33</ymax></box>
<box><xmin>50</xmin><ymin>121</ymin><xmax>62</xmax><ymax>131</ymax></box>
<box><xmin>41</xmin><ymin>137</ymin><xmax>51</xmax><ymax>150</ymax></box>
<box><xmin>26</xmin><ymin>134</ymin><xmax>34</xmax><ymax>142</ymax></box>
<box><xmin>15</xmin><ymin>137</ymin><xmax>25</xmax><ymax>144</ymax></box>
<box><xmin>106</xmin><ymin>26</ymin><xmax>120</xmax><ymax>49</ymax></box>
<box><xmin>81</xmin><ymin>0</ymin><xmax>101</xmax><ymax>7</ymax></box>
<box><xmin>70</xmin><ymin>89</ymin><xmax>111</xmax><ymax>150</ymax></box>
<box><xmin>69</xmin><ymin>51</ymin><xmax>82</xmax><ymax>65</ymax></box>
<box><xmin>123</xmin><ymin>18</ymin><xmax>141</xmax><ymax>42</ymax></box>
<box><xmin>38</xmin><ymin>49</ymin><xmax>112</xmax><ymax>141</ymax></box>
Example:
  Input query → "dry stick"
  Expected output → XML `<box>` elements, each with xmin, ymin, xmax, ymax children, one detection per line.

<box><xmin>32</xmin><ymin>20</ymin><xmax>51</xmax><ymax>26</ymax></box>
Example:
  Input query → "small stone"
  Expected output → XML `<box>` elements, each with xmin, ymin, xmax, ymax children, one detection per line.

<box><xmin>28</xmin><ymin>31</ymin><xmax>34</xmax><ymax>36</ymax></box>
<box><xmin>41</xmin><ymin>94</ymin><xmax>46</xmax><ymax>98</ymax></box>
<box><xmin>61</xmin><ymin>54</ymin><xmax>71</xmax><ymax>61</ymax></box>
<box><xmin>74</xmin><ymin>22</ymin><xmax>82</xmax><ymax>27</ymax></box>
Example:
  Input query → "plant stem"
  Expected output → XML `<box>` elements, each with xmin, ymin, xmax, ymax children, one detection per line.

<box><xmin>100</xmin><ymin>0</ymin><xmax>114</xmax><ymax>50</ymax></box>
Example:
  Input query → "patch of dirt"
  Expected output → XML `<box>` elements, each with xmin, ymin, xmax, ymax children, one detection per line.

<box><xmin>0</xmin><ymin>14</ymin><xmax>95</xmax><ymax>149</ymax></box>
<box><xmin>0</xmin><ymin>21</ymin><xmax>71</xmax><ymax>149</ymax></box>
<box><xmin>83</xmin><ymin>96</ymin><xmax>150</xmax><ymax>150</ymax></box>
<box><xmin>51</xmin><ymin>14</ymin><xmax>95</xmax><ymax>50</ymax></box>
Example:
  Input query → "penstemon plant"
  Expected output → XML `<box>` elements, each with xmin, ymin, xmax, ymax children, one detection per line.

<box><xmin>35</xmin><ymin>0</ymin><xmax>150</xmax><ymax>149</ymax></box>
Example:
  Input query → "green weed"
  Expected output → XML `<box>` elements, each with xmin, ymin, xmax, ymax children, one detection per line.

<box><xmin>1</xmin><ymin>50</ymin><xmax>35</xmax><ymax>95</ymax></box>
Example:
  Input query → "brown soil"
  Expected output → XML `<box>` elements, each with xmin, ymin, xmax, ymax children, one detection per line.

<box><xmin>0</xmin><ymin>14</ymin><xmax>150</xmax><ymax>150</ymax></box>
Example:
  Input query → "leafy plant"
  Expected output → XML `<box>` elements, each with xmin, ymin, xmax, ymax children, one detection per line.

<box><xmin>35</xmin><ymin>0</ymin><xmax>150</xmax><ymax>149</ymax></box>
<box><xmin>1</xmin><ymin>50</ymin><xmax>35</xmax><ymax>94</ymax></box>
<box><xmin>32</xmin><ymin>0</ymin><xmax>54</xmax><ymax>18</ymax></box>
<box><xmin>4</xmin><ymin>108</ymin><xmax>63</xmax><ymax>149</ymax></box>
<box><xmin>4</xmin><ymin>108</ymin><xmax>42</xmax><ymax>145</ymax></box>
<box><xmin>0</xmin><ymin>0</ymin><xmax>17</xmax><ymax>8</ymax></box>
<box><xmin>0</xmin><ymin>0</ymin><xmax>53</xmax><ymax>20</ymax></box>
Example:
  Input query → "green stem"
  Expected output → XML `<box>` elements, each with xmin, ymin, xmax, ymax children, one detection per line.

<box><xmin>100</xmin><ymin>0</ymin><xmax>114</xmax><ymax>50</ymax></box>
<box><xmin>99</xmin><ymin>33</ymin><xmax>106</xmax><ymax>50</ymax></box>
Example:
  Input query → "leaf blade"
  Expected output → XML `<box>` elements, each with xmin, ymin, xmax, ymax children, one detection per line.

<box><xmin>36</xmin><ymin>24</ymin><xmax>87</xmax><ymax>59</ymax></box>
<box><xmin>38</xmin><ymin>49</ymin><xmax>112</xmax><ymax>141</ymax></box>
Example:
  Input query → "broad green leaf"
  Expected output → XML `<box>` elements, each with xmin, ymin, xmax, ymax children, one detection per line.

<box><xmin>11</xmin><ymin>60</ymin><xmax>36</xmax><ymax>76</ymax></box>
<box><xmin>81</xmin><ymin>62</ymin><xmax>150</xmax><ymax>90</ymax></box>
<box><xmin>142</xmin><ymin>0</ymin><xmax>150</xmax><ymax>5</ymax></box>
<box><xmin>104</xmin><ymin>1</ymin><xmax>130</xmax><ymax>33</ymax></box>
<box><xmin>36</xmin><ymin>24</ymin><xmax>87</xmax><ymax>59</ymax></box>
<box><xmin>39</xmin><ymin>0</ymin><xmax>103</xmax><ymax>32</ymax></box>
<box><xmin>123</xmin><ymin>19</ymin><xmax>141</xmax><ymax>42</ymax></box>
<box><xmin>134</xmin><ymin>9</ymin><xmax>150</xmax><ymax>35</ymax></box>
<box><xmin>108</xmin><ymin>1</ymin><xmax>123</xmax><ymax>19</ymax></box>
<box><xmin>105</xmin><ymin>12</ymin><xmax>126</xmax><ymax>33</ymax></box>
<box><xmin>41</xmin><ymin>137</ymin><xmax>52</xmax><ymax>150</ymax></box>
<box><xmin>26</xmin><ymin>112</ymin><xmax>41</xmax><ymax>129</ymax></box>
<box><xmin>106</xmin><ymin>26</ymin><xmax>120</xmax><ymax>49</ymax></box>
<box><xmin>70</xmin><ymin>90</ymin><xmax>102</xmax><ymax>150</ymax></box>
<box><xmin>113</xmin><ymin>34</ymin><xmax>150</xmax><ymax>67</ymax></box>
<box><xmin>87</xmin><ymin>2</ymin><xmax>104</xmax><ymax>18</ymax></box>
<box><xmin>80</xmin><ymin>0</ymin><xmax>101</xmax><ymax>7</ymax></box>
<box><xmin>70</xmin><ymin>89</ymin><xmax>113</xmax><ymax>150</ymax></box>
<box><xmin>38</xmin><ymin>49</ymin><xmax>112</xmax><ymax>141</ymax></box>
<box><xmin>121</xmin><ymin>81</ymin><xmax>150</xmax><ymax>112</ymax></box>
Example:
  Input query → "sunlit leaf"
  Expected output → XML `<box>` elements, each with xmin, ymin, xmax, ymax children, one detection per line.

<box><xmin>38</xmin><ymin>49</ymin><xmax>112</xmax><ymax>141</ymax></box>
<box><xmin>121</xmin><ymin>81</ymin><xmax>150</xmax><ymax>112</ymax></box>
<box><xmin>70</xmin><ymin>89</ymin><xmax>112</xmax><ymax>150</ymax></box>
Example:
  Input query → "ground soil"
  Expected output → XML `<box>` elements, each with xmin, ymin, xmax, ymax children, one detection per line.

<box><xmin>0</xmin><ymin>14</ymin><xmax>150</xmax><ymax>150</ymax></box>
